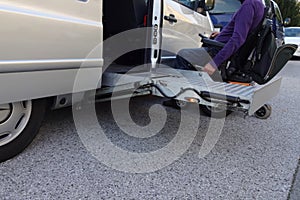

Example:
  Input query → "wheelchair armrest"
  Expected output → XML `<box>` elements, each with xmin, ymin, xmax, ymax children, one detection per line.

<box><xmin>199</xmin><ymin>33</ymin><xmax>225</xmax><ymax>48</ymax></box>
<box><xmin>202</xmin><ymin>38</ymin><xmax>225</xmax><ymax>48</ymax></box>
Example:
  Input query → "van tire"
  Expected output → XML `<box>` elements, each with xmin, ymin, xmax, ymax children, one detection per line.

<box><xmin>0</xmin><ymin>99</ymin><xmax>48</xmax><ymax>162</ymax></box>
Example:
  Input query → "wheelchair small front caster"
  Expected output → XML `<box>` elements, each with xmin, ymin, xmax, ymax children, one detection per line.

<box><xmin>254</xmin><ymin>104</ymin><xmax>272</xmax><ymax>119</ymax></box>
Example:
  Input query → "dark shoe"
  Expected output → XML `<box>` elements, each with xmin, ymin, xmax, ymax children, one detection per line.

<box><xmin>210</xmin><ymin>70</ymin><xmax>224</xmax><ymax>82</ymax></box>
<box><xmin>162</xmin><ymin>99</ymin><xmax>180</xmax><ymax>109</ymax></box>
<box><xmin>227</xmin><ymin>71</ymin><xmax>253</xmax><ymax>83</ymax></box>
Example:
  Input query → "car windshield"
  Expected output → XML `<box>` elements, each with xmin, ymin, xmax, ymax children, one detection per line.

<box><xmin>210</xmin><ymin>0</ymin><xmax>241</xmax><ymax>14</ymax></box>
<box><xmin>285</xmin><ymin>28</ymin><xmax>300</xmax><ymax>37</ymax></box>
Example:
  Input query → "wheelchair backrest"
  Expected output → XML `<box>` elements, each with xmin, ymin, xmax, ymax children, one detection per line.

<box><xmin>230</xmin><ymin>7</ymin><xmax>271</xmax><ymax>69</ymax></box>
<box><xmin>229</xmin><ymin>6</ymin><xmax>297</xmax><ymax>85</ymax></box>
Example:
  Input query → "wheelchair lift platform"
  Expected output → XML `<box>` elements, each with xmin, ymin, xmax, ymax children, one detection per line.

<box><xmin>99</xmin><ymin>68</ymin><xmax>282</xmax><ymax>116</ymax></box>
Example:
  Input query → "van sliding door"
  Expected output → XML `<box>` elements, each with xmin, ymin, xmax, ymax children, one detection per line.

<box><xmin>0</xmin><ymin>0</ymin><xmax>103</xmax><ymax>72</ymax></box>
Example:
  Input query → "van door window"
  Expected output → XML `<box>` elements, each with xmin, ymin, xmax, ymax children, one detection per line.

<box><xmin>174</xmin><ymin>0</ymin><xmax>197</xmax><ymax>10</ymax></box>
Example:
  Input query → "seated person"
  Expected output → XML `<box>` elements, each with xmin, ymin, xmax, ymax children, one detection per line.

<box><xmin>176</xmin><ymin>0</ymin><xmax>265</xmax><ymax>77</ymax></box>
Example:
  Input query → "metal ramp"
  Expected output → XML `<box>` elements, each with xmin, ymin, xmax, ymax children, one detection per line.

<box><xmin>98</xmin><ymin>68</ymin><xmax>282</xmax><ymax>116</ymax></box>
<box><xmin>149</xmin><ymin>68</ymin><xmax>282</xmax><ymax>116</ymax></box>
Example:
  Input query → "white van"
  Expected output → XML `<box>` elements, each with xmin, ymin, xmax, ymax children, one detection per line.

<box><xmin>0</xmin><ymin>0</ymin><xmax>285</xmax><ymax>162</ymax></box>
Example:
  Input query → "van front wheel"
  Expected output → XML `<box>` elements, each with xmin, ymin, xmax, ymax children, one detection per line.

<box><xmin>0</xmin><ymin>99</ymin><xmax>47</xmax><ymax>162</ymax></box>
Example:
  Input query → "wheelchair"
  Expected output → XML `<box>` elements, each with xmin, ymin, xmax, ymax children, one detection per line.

<box><xmin>174</xmin><ymin>6</ymin><xmax>297</xmax><ymax>119</ymax></box>
<box><xmin>199</xmin><ymin>6</ymin><xmax>297</xmax><ymax>86</ymax></box>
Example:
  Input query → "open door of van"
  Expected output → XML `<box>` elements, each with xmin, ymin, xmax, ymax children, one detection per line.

<box><xmin>160</xmin><ymin>0</ymin><xmax>214</xmax><ymax>62</ymax></box>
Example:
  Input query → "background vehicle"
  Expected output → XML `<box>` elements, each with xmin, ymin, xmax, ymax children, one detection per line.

<box><xmin>208</xmin><ymin>0</ymin><xmax>240</xmax><ymax>30</ymax></box>
<box><xmin>284</xmin><ymin>27</ymin><xmax>300</xmax><ymax>57</ymax></box>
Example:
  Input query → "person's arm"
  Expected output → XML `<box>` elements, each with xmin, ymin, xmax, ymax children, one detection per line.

<box><xmin>203</xmin><ymin>4</ymin><xmax>255</xmax><ymax>75</ymax></box>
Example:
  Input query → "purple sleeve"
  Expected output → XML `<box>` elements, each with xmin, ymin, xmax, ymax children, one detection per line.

<box><xmin>212</xmin><ymin>4</ymin><xmax>255</xmax><ymax>68</ymax></box>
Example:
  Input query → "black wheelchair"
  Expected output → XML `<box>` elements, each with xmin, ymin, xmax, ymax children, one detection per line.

<box><xmin>199</xmin><ymin>7</ymin><xmax>297</xmax><ymax>86</ymax></box>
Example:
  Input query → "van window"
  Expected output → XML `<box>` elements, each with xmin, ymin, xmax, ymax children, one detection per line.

<box><xmin>174</xmin><ymin>0</ymin><xmax>198</xmax><ymax>10</ymax></box>
<box><xmin>210</xmin><ymin>0</ymin><xmax>240</xmax><ymax>14</ymax></box>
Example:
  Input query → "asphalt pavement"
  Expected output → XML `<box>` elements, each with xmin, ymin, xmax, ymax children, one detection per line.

<box><xmin>0</xmin><ymin>61</ymin><xmax>299</xmax><ymax>199</ymax></box>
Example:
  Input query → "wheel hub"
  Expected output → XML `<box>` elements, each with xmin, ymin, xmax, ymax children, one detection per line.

<box><xmin>0</xmin><ymin>104</ymin><xmax>12</xmax><ymax>124</ymax></box>
<box><xmin>0</xmin><ymin>101</ymin><xmax>32</xmax><ymax>146</ymax></box>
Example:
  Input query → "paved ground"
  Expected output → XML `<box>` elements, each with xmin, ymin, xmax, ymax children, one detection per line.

<box><xmin>0</xmin><ymin>61</ymin><xmax>299</xmax><ymax>199</ymax></box>
<box><xmin>289</xmin><ymin>159</ymin><xmax>300</xmax><ymax>200</ymax></box>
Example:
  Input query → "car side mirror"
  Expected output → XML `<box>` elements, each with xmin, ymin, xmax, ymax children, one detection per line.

<box><xmin>204</xmin><ymin>0</ymin><xmax>215</xmax><ymax>11</ymax></box>
<box><xmin>284</xmin><ymin>18</ymin><xmax>291</xmax><ymax>27</ymax></box>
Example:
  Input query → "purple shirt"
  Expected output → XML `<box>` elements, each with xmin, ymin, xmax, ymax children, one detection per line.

<box><xmin>212</xmin><ymin>0</ymin><xmax>265</xmax><ymax>68</ymax></box>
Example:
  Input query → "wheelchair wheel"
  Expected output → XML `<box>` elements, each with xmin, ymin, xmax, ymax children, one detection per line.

<box><xmin>200</xmin><ymin>105</ymin><xmax>232</xmax><ymax>118</ymax></box>
<box><xmin>254</xmin><ymin>104</ymin><xmax>272</xmax><ymax>119</ymax></box>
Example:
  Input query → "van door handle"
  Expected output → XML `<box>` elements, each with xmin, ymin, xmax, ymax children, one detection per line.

<box><xmin>164</xmin><ymin>14</ymin><xmax>177</xmax><ymax>23</ymax></box>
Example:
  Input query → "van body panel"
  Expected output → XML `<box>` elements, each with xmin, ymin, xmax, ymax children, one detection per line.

<box><xmin>0</xmin><ymin>68</ymin><xmax>101</xmax><ymax>104</ymax></box>
<box><xmin>0</xmin><ymin>1</ymin><xmax>103</xmax><ymax>72</ymax></box>
<box><xmin>0</xmin><ymin>0</ymin><xmax>103</xmax><ymax>104</ymax></box>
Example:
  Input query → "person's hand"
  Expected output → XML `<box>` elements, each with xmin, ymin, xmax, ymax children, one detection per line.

<box><xmin>196</xmin><ymin>7</ymin><xmax>204</xmax><ymax>13</ymax></box>
<box><xmin>203</xmin><ymin>63</ymin><xmax>216</xmax><ymax>75</ymax></box>
<box><xmin>210</xmin><ymin>31</ymin><xmax>220</xmax><ymax>39</ymax></box>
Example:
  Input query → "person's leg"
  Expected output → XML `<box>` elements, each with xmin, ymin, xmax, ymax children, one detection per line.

<box><xmin>175</xmin><ymin>48</ymin><xmax>212</xmax><ymax>70</ymax></box>
<box><xmin>176</xmin><ymin>47</ymin><xmax>225</xmax><ymax>81</ymax></box>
